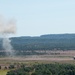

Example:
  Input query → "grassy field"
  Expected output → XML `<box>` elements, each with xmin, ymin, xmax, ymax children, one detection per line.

<box><xmin>0</xmin><ymin>59</ymin><xmax>75</xmax><ymax>75</ymax></box>
<box><xmin>0</xmin><ymin>70</ymin><xmax>9</xmax><ymax>75</ymax></box>
<box><xmin>0</xmin><ymin>50</ymin><xmax>75</xmax><ymax>75</ymax></box>
<box><xmin>1</xmin><ymin>60</ymin><xmax>75</xmax><ymax>75</ymax></box>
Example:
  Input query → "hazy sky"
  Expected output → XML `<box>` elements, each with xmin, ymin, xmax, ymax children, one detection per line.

<box><xmin>0</xmin><ymin>0</ymin><xmax>75</xmax><ymax>37</ymax></box>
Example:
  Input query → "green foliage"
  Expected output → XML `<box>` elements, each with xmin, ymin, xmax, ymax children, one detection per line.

<box><xmin>1</xmin><ymin>34</ymin><xmax>75</xmax><ymax>55</ymax></box>
<box><xmin>7</xmin><ymin>63</ymin><xmax>75</xmax><ymax>75</ymax></box>
<box><xmin>9</xmin><ymin>65</ymin><xmax>15</xmax><ymax>69</ymax></box>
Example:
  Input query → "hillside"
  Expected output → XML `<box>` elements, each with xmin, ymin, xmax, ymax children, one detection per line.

<box><xmin>0</xmin><ymin>34</ymin><xmax>75</xmax><ymax>56</ymax></box>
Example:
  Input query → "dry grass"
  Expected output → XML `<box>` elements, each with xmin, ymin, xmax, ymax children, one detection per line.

<box><xmin>0</xmin><ymin>70</ymin><xmax>9</xmax><ymax>75</ymax></box>
<box><xmin>0</xmin><ymin>50</ymin><xmax>75</xmax><ymax>65</ymax></box>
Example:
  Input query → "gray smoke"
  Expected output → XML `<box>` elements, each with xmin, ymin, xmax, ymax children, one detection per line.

<box><xmin>0</xmin><ymin>16</ymin><xmax>16</xmax><ymax>56</ymax></box>
<box><xmin>3</xmin><ymin>35</ymin><xmax>14</xmax><ymax>56</ymax></box>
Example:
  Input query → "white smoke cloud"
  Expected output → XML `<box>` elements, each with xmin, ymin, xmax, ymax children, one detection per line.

<box><xmin>3</xmin><ymin>36</ymin><xmax>14</xmax><ymax>56</ymax></box>
<box><xmin>0</xmin><ymin>16</ymin><xmax>16</xmax><ymax>56</ymax></box>
<box><xmin>0</xmin><ymin>18</ymin><xmax>16</xmax><ymax>34</ymax></box>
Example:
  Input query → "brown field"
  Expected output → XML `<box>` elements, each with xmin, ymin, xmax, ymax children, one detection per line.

<box><xmin>0</xmin><ymin>50</ymin><xmax>75</xmax><ymax>75</ymax></box>
<box><xmin>0</xmin><ymin>50</ymin><xmax>75</xmax><ymax>65</ymax></box>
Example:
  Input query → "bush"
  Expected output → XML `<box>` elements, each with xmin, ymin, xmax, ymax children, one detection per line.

<box><xmin>7</xmin><ymin>63</ymin><xmax>75</xmax><ymax>75</ymax></box>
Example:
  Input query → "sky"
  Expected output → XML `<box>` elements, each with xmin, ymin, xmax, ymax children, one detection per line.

<box><xmin>0</xmin><ymin>0</ymin><xmax>75</xmax><ymax>37</ymax></box>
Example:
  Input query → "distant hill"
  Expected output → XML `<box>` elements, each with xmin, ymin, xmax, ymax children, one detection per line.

<box><xmin>41</xmin><ymin>34</ymin><xmax>75</xmax><ymax>39</ymax></box>
<box><xmin>11</xmin><ymin>34</ymin><xmax>75</xmax><ymax>50</ymax></box>
<box><xmin>1</xmin><ymin>34</ymin><xmax>75</xmax><ymax>56</ymax></box>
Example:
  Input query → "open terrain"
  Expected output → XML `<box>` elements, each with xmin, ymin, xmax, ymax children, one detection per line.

<box><xmin>0</xmin><ymin>50</ymin><xmax>75</xmax><ymax>63</ymax></box>
<box><xmin>0</xmin><ymin>70</ymin><xmax>9</xmax><ymax>75</ymax></box>
<box><xmin>0</xmin><ymin>50</ymin><xmax>75</xmax><ymax>75</ymax></box>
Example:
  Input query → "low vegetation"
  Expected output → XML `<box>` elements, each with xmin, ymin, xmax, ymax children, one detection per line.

<box><xmin>6</xmin><ymin>63</ymin><xmax>75</xmax><ymax>75</ymax></box>
<box><xmin>0</xmin><ymin>70</ymin><xmax>9</xmax><ymax>75</ymax></box>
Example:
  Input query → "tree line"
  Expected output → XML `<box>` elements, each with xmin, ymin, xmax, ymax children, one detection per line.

<box><xmin>0</xmin><ymin>34</ymin><xmax>75</xmax><ymax>55</ymax></box>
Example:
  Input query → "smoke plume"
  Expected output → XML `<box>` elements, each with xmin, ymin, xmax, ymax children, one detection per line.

<box><xmin>3</xmin><ymin>36</ymin><xmax>14</xmax><ymax>56</ymax></box>
<box><xmin>0</xmin><ymin>16</ymin><xmax>16</xmax><ymax>56</ymax></box>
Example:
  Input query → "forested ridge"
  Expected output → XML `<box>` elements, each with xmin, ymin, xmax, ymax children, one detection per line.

<box><xmin>8</xmin><ymin>34</ymin><xmax>75</xmax><ymax>50</ymax></box>
<box><xmin>0</xmin><ymin>34</ymin><xmax>75</xmax><ymax>55</ymax></box>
